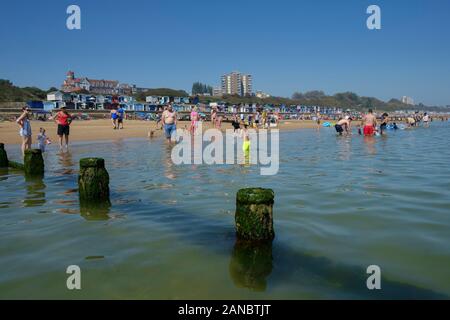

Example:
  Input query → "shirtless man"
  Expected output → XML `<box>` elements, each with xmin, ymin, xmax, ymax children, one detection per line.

<box><xmin>162</xmin><ymin>104</ymin><xmax>177</xmax><ymax>143</ymax></box>
<box><xmin>335</xmin><ymin>117</ymin><xmax>352</xmax><ymax>135</ymax></box>
<box><xmin>361</xmin><ymin>109</ymin><xmax>377</xmax><ymax>136</ymax></box>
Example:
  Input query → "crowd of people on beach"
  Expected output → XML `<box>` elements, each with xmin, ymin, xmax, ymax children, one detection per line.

<box><xmin>13</xmin><ymin>103</ymin><xmax>449</xmax><ymax>157</ymax></box>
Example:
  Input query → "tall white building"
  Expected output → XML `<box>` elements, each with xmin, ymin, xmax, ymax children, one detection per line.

<box><xmin>221</xmin><ymin>71</ymin><xmax>252</xmax><ymax>96</ymax></box>
<box><xmin>401</xmin><ymin>96</ymin><xmax>415</xmax><ymax>105</ymax></box>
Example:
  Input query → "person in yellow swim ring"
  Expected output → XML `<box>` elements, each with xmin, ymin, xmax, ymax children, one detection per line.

<box><xmin>241</xmin><ymin>124</ymin><xmax>251</xmax><ymax>152</ymax></box>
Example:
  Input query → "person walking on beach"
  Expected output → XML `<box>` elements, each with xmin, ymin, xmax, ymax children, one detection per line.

<box><xmin>262</xmin><ymin>110</ymin><xmax>268</xmax><ymax>128</ymax></box>
<box><xmin>231</xmin><ymin>114</ymin><xmax>241</xmax><ymax>135</ymax></box>
<box><xmin>190</xmin><ymin>106</ymin><xmax>199</xmax><ymax>135</ymax></box>
<box><xmin>16</xmin><ymin>106</ymin><xmax>32</xmax><ymax>156</ymax></box>
<box><xmin>110</xmin><ymin>107</ymin><xmax>119</xmax><ymax>129</ymax></box>
<box><xmin>156</xmin><ymin>107</ymin><xmax>164</xmax><ymax>130</ymax></box>
<box><xmin>117</xmin><ymin>105</ymin><xmax>125</xmax><ymax>129</ymax></box>
<box><xmin>54</xmin><ymin>106</ymin><xmax>72</xmax><ymax>151</ymax></box>
<box><xmin>162</xmin><ymin>104</ymin><xmax>177</xmax><ymax>143</ymax></box>
<box><xmin>361</xmin><ymin>109</ymin><xmax>377</xmax><ymax>136</ymax></box>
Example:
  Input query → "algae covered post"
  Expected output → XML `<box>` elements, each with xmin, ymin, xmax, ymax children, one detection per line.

<box><xmin>24</xmin><ymin>149</ymin><xmax>44</xmax><ymax>177</ymax></box>
<box><xmin>235</xmin><ymin>188</ymin><xmax>275</xmax><ymax>242</ymax></box>
<box><xmin>78</xmin><ymin>157</ymin><xmax>110</xmax><ymax>204</ymax></box>
<box><xmin>0</xmin><ymin>143</ymin><xmax>8</xmax><ymax>167</ymax></box>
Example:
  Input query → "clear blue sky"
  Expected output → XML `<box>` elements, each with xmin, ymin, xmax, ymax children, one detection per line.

<box><xmin>1</xmin><ymin>0</ymin><xmax>449</xmax><ymax>105</ymax></box>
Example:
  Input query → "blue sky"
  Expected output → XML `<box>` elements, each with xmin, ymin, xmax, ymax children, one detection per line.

<box><xmin>0</xmin><ymin>0</ymin><xmax>449</xmax><ymax>105</ymax></box>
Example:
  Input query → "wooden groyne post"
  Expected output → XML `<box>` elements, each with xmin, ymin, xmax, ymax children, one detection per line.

<box><xmin>78</xmin><ymin>158</ymin><xmax>110</xmax><ymax>205</ymax></box>
<box><xmin>0</xmin><ymin>143</ymin><xmax>8</xmax><ymax>167</ymax></box>
<box><xmin>235</xmin><ymin>188</ymin><xmax>275</xmax><ymax>242</ymax></box>
<box><xmin>0</xmin><ymin>144</ymin><xmax>41</xmax><ymax>173</ymax></box>
<box><xmin>24</xmin><ymin>149</ymin><xmax>44</xmax><ymax>177</ymax></box>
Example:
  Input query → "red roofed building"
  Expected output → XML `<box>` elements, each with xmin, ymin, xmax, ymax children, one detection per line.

<box><xmin>61</xmin><ymin>71</ymin><xmax>121</xmax><ymax>95</ymax></box>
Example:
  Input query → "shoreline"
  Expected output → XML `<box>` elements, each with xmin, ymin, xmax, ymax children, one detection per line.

<box><xmin>0</xmin><ymin>119</ymin><xmax>320</xmax><ymax>146</ymax></box>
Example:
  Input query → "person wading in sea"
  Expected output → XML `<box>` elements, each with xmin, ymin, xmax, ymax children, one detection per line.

<box><xmin>162</xmin><ymin>104</ymin><xmax>177</xmax><ymax>143</ymax></box>
<box><xmin>16</xmin><ymin>106</ymin><xmax>32</xmax><ymax>156</ymax></box>
<box><xmin>361</xmin><ymin>109</ymin><xmax>377</xmax><ymax>136</ymax></box>
<box><xmin>334</xmin><ymin>117</ymin><xmax>353</xmax><ymax>135</ymax></box>
<box><xmin>380</xmin><ymin>113</ymin><xmax>389</xmax><ymax>135</ymax></box>
<box><xmin>54</xmin><ymin>106</ymin><xmax>72</xmax><ymax>151</ymax></box>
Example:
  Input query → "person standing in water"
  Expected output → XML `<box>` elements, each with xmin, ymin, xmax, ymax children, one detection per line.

<box><xmin>316</xmin><ymin>112</ymin><xmax>322</xmax><ymax>130</ymax></box>
<box><xmin>54</xmin><ymin>106</ymin><xmax>72</xmax><ymax>151</ymax></box>
<box><xmin>37</xmin><ymin>128</ymin><xmax>51</xmax><ymax>152</ymax></box>
<box><xmin>162</xmin><ymin>104</ymin><xmax>177</xmax><ymax>143</ymax></box>
<box><xmin>16</xmin><ymin>106</ymin><xmax>32</xmax><ymax>156</ymax></box>
<box><xmin>423</xmin><ymin>112</ymin><xmax>430</xmax><ymax>127</ymax></box>
<box><xmin>241</xmin><ymin>124</ymin><xmax>251</xmax><ymax>152</ymax></box>
<box><xmin>335</xmin><ymin>117</ymin><xmax>352</xmax><ymax>135</ymax></box>
<box><xmin>380</xmin><ymin>113</ymin><xmax>389</xmax><ymax>135</ymax></box>
<box><xmin>361</xmin><ymin>109</ymin><xmax>377</xmax><ymax>136</ymax></box>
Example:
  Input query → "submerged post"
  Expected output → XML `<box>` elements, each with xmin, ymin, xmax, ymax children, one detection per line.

<box><xmin>24</xmin><ymin>149</ymin><xmax>44</xmax><ymax>177</ymax></box>
<box><xmin>78</xmin><ymin>158</ymin><xmax>110</xmax><ymax>205</ymax></box>
<box><xmin>235</xmin><ymin>188</ymin><xmax>275</xmax><ymax>242</ymax></box>
<box><xmin>0</xmin><ymin>143</ymin><xmax>8</xmax><ymax>167</ymax></box>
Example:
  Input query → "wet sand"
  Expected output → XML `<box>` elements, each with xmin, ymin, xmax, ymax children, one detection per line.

<box><xmin>0</xmin><ymin>119</ymin><xmax>320</xmax><ymax>145</ymax></box>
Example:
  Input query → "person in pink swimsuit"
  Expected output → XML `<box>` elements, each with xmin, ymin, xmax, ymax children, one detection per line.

<box><xmin>190</xmin><ymin>106</ymin><xmax>199</xmax><ymax>134</ymax></box>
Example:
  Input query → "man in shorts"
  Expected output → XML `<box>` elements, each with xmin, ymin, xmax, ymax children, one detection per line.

<box><xmin>162</xmin><ymin>104</ymin><xmax>177</xmax><ymax>143</ymax></box>
<box><xmin>361</xmin><ymin>109</ymin><xmax>376</xmax><ymax>136</ymax></box>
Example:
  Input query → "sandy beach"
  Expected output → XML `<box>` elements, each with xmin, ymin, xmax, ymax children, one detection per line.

<box><xmin>0</xmin><ymin>119</ymin><xmax>319</xmax><ymax>145</ymax></box>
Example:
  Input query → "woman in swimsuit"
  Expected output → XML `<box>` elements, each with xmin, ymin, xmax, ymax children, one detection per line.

<box><xmin>190</xmin><ymin>106</ymin><xmax>199</xmax><ymax>135</ymax></box>
<box><xmin>16</xmin><ymin>106</ymin><xmax>32</xmax><ymax>156</ymax></box>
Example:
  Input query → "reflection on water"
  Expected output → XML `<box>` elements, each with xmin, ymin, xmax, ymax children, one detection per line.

<box><xmin>363</xmin><ymin>136</ymin><xmax>377</xmax><ymax>155</ymax></box>
<box><xmin>23</xmin><ymin>177</ymin><xmax>46</xmax><ymax>208</ymax></box>
<box><xmin>56</xmin><ymin>151</ymin><xmax>75</xmax><ymax>175</ymax></box>
<box><xmin>80</xmin><ymin>203</ymin><xmax>111</xmax><ymax>221</ymax></box>
<box><xmin>229</xmin><ymin>241</ymin><xmax>273</xmax><ymax>292</ymax></box>
<box><xmin>163</xmin><ymin>144</ymin><xmax>177</xmax><ymax>180</ymax></box>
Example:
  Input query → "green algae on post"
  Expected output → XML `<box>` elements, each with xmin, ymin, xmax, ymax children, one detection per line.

<box><xmin>78</xmin><ymin>157</ymin><xmax>110</xmax><ymax>205</ymax></box>
<box><xmin>235</xmin><ymin>188</ymin><xmax>275</xmax><ymax>242</ymax></box>
<box><xmin>24</xmin><ymin>149</ymin><xmax>44</xmax><ymax>177</ymax></box>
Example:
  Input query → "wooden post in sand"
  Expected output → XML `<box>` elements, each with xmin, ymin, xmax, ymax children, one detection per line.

<box><xmin>24</xmin><ymin>149</ymin><xmax>44</xmax><ymax>177</ymax></box>
<box><xmin>235</xmin><ymin>188</ymin><xmax>275</xmax><ymax>242</ymax></box>
<box><xmin>0</xmin><ymin>143</ymin><xmax>8</xmax><ymax>167</ymax></box>
<box><xmin>78</xmin><ymin>158</ymin><xmax>110</xmax><ymax>205</ymax></box>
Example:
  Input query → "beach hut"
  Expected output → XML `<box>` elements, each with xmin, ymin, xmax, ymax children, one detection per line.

<box><xmin>47</xmin><ymin>91</ymin><xmax>63</xmax><ymax>102</ymax></box>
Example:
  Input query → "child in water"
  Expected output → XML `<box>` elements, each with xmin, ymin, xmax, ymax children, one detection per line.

<box><xmin>37</xmin><ymin>128</ymin><xmax>51</xmax><ymax>152</ymax></box>
<box><xmin>241</xmin><ymin>124</ymin><xmax>250</xmax><ymax>152</ymax></box>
